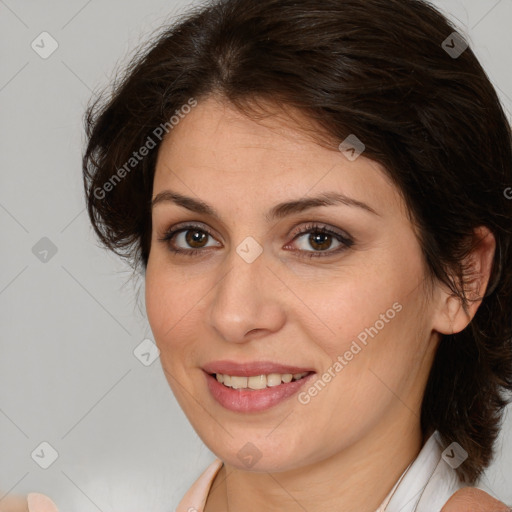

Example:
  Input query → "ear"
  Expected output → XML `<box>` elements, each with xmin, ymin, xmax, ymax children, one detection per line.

<box><xmin>431</xmin><ymin>226</ymin><xmax>496</xmax><ymax>336</ymax></box>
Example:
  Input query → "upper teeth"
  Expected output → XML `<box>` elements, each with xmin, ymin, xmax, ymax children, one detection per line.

<box><xmin>216</xmin><ymin>372</ymin><xmax>309</xmax><ymax>389</ymax></box>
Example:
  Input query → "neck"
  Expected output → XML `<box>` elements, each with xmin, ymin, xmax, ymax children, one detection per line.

<box><xmin>205</xmin><ymin>412</ymin><xmax>424</xmax><ymax>512</ymax></box>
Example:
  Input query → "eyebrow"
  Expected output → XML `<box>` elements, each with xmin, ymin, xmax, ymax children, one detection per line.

<box><xmin>151</xmin><ymin>189</ymin><xmax>380</xmax><ymax>221</ymax></box>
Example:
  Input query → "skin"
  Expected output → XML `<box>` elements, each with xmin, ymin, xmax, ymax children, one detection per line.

<box><xmin>442</xmin><ymin>488</ymin><xmax>511</xmax><ymax>512</ymax></box>
<box><xmin>0</xmin><ymin>494</ymin><xmax>28</xmax><ymax>512</ymax></box>
<box><xmin>145</xmin><ymin>94</ymin><xmax>501</xmax><ymax>512</ymax></box>
<box><xmin>0</xmin><ymin>493</ymin><xmax>59</xmax><ymax>512</ymax></box>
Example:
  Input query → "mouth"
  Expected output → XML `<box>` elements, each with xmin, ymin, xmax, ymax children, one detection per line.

<box><xmin>207</xmin><ymin>371</ymin><xmax>315</xmax><ymax>390</ymax></box>
<box><xmin>203</xmin><ymin>367</ymin><xmax>317</xmax><ymax>413</ymax></box>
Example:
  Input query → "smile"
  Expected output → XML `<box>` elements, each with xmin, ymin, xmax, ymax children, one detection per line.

<box><xmin>213</xmin><ymin>371</ymin><xmax>311</xmax><ymax>389</ymax></box>
<box><xmin>204</xmin><ymin>370</ymin><xmax>316</xmax><ymax>413</ymax></box>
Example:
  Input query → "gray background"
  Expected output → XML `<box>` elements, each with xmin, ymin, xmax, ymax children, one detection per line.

<box><xmin>0</xmin><ymin>0</ymin><xmax>511</xmax><ymax>510</ymax></box>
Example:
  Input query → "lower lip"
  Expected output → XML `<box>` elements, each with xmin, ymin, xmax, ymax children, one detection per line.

<box><xmin>204</xmin><ymin>371</ymin><xmax>316</xmax><ymax>413</ymax></box>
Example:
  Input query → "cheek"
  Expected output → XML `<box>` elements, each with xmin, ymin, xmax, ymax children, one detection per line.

<box><xmin>297</xmin><ymin>251</ymin><xmax>428</xmax><ymax>400</ymax></box>
<box><xmin>144</xmin><ymin>264</ymin><xmax>168</xmax><ymax>339</ymax></box>
<box><xmin>296</xmin><ymin>269</ymin><xmax>412</xmax><ymax>357</ymax></box>
<box><xmin>144</xmin><ymin>259</ymin><xmax>209</xmax><ymax>358</ymax></box>
<box><xmin>144</xmin><ymin>259</ymin><xmax>185</xmax><ymax>347</ymax></box>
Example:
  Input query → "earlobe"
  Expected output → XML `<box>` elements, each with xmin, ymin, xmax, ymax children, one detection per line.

<box><xmin>432</xmin><ymin>226</ymin><xmax>496</xmax><ymax>336</ymax></box>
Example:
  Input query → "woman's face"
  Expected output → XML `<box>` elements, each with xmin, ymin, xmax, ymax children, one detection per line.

<box><xmin>145</xmin><ymin>95</ymin><xmax>441</xmax><ymax>471</ymax></box>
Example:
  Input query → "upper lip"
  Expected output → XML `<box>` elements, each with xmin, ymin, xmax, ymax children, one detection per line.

<box><xmin>202</xmin><ymin>360</ymin><xmax>316</xmax><ymax>377</ymax></box>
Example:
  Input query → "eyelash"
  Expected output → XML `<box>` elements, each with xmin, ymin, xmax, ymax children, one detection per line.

<box><xmin>157</xmin><ymin>222</ymin><xmax>354</xmax><ymax>259</ymax></box>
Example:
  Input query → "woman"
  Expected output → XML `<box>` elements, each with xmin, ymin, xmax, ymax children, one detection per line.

<box><xmin>81</xmin><ymin>0</ymin><xmax>512</xmax><ymax>510</ymax></box>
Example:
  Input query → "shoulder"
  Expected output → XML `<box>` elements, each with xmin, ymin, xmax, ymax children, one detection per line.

<box><xmin>441</xmin><ymin>487</ymin><xmax>511</xmax><ymax>512</ymax></box>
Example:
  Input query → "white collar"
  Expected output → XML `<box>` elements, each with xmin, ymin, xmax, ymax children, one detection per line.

<box><xmin>384</xmin><ymin>430</ymin><xmax>466</xmax><ymax>512</ymax></box>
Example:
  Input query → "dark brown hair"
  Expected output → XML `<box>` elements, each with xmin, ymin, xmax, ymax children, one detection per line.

<box><xmin>82</xmin><ymin>0</ymin><xmax>512</xmax><ymax>483</ymax></box>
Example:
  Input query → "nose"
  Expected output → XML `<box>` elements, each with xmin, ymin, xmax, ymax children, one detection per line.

<box><xmin>208</xmin><ymin>244</ymin><xmax>286</xmax><ymax>344</ymax></box>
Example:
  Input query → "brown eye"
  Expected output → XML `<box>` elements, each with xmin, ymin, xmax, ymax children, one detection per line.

<box><xmin>158</xmin><ymin>222</ymin><xmax>353</xmax><ymax>259</ymax></box>
<box><xmin>158</xmin><ymin>223</ymin><xmax>220</xmax><ymax>256</ymax></box>
<box><xmin>306</xmin><ymin>231</ymin><xmax>335</xmax><ymax>251</ymax></box>
<box><xmin>184</xmin><ymin>229</ymin><xmax>209</xmax><ymax>248</ymax></box>
<box><xmin>287</xmin><ymin>223</ymin><xmax>354</xmax><ymax>259</ymax></box>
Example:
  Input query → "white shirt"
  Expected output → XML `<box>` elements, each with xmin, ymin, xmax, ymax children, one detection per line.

<box><xmin>176</xmin><ymin>430</ymin><xmax>466</xmax><ymax>512</ymax></box>
<box><xmin>384</xmin><ymin>430</ymin><xmax>467</xmax><ymax>511</ymax></box>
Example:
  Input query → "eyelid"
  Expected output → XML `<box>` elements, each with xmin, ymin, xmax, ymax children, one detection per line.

<box><xmin>157</xmin><ymin>221</ymin><xmax>221</xmax><ymax>247</ymax></box>
<box><xmin>157</xmin><ymin>219</ymin><xmax>354</xmax><ymax>259</ymax></box>
<box><xmin>158</xmin><ymin>220</ymin><xmax>351</xmax><ymax>242</ymax></box>
<box><xmin>288</xmin><ymin>222</ymin><xmax>352</xmax><ymax>243</ymax></box>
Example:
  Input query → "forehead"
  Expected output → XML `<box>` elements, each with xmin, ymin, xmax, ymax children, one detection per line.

<box><xmin>153</xmin><ymin>95</ymin><xmax>405</xmax><ymax>219</ymax></box>
<box><xmin>157</xmin><ymin>95</ymin><xmax>335</xmax><ymax>163</ymax></box>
